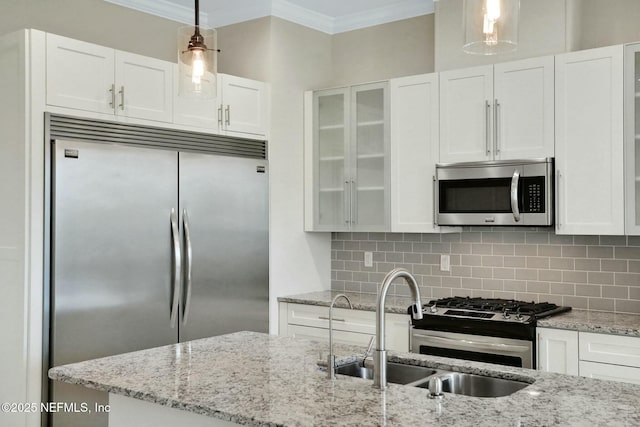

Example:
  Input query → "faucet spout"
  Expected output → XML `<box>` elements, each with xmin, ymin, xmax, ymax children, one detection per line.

<box><xmin>327</xmin><ymin>293</ymin><xmax>353</xmax><ymax>380</ymax></box>
<box><xmin>374</xmin><ymin>268</ymin><xmax>422</xmax><ymax>390</ymax></box>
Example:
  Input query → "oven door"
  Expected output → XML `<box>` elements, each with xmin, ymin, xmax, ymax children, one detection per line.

<box><xmin>411</xmin><ymin>329</ymin><xmax>533</xmax><ymax>369</ymax></box>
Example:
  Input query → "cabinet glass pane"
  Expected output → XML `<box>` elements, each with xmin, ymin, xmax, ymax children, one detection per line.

<box><xmin>317</xmin><ymin>93</ymin><xmax>347</xmax><ymax>226</ymax></box>
<box><xmin>354</xmin><ymin>88</ymin><xmax>385</xmax><ymax>226</ymax></box>
<box><xmin>635</xmin><ymin>52</ymin><xmax>640</xmax><ymax>226</ymax></box>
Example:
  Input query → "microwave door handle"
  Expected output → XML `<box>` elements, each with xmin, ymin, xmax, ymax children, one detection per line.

<box><xmin>511</xmin><ymin>169</ymin><xmax>521</xmax><ymax>222</ymax></box>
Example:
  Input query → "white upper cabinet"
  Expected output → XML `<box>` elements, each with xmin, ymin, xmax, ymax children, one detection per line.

<box><xmin>624</xmin><ymin>43</ymin><xmax>640</xmax><ymax>235</ymax></box>
<box><xmin>555</xmin><ymin>45</ymin><xmax>624</xmax><ymax>235</ymax></box>
<box><xmin>390</xmin><ymin>74</ymin><xmax>440</xmax><ymax>232</ymax></box>
<box><xmin>46</xmin><ymin>33</ymin><xmax>172</xmax><ymax>122</ymax></box>
<box><xmin>218</xmin><ymin>74</ymin><xmax>268</xmax><ymax>137</ymax></box>
<box><xmin>440</xmin><ymin>56</ymin><xmax>554</xmax><ymax>163</ymax></box>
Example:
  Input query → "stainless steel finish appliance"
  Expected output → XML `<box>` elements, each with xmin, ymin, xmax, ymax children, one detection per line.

<box><xmin>436</xmin><ymin>158</ymin><xmax>554</xmax><ymax>226</ymax></box>
<box><xmin>45</xmin><ymin>115</ymin><xmax>269</xmax><ymax>427</ymax></box>
<box><xmin>409</xmin><ymin>297</ymin><xmax>571</xmax><ymax>369</ymax></box>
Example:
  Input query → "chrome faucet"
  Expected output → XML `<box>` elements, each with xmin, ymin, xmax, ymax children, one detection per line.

<box><xmin>327</xmin><ymin>293</ymin><xmax>353</xmax><ymax>380</ymax></box>
<box><xmin>374</xmin><ymin>268</ymin><xmax>423</xmax><ymax>389</ymax></box>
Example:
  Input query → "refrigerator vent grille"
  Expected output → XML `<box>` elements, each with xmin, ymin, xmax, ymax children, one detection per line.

<box><xmin>48</xmin><ymin>114</ymin><xmax>267</xmax><ymax>159</ymax></box>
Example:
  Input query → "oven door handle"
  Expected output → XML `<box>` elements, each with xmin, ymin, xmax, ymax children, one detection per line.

<box><xmin>510</xmin><ymin>169</ymin><xmax>521</xmax><ymax>222</ymax></box>
<box><xmin>412</xmin><ymin>332</ymin><xmax>530</xmax><ymax>353</ymax></box>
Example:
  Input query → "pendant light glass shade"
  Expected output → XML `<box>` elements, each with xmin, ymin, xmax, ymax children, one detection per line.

<box><xmin>463</xmin><ymin>0</ymin><xmax>520</xmax><ymax>55</ymax></box>
<box><xmin>178</xmin><ymin>25</ymin><xmax>217</xmax><ymax>99</ymax></box>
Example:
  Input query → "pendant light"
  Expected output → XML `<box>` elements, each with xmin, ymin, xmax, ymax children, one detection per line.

<box><xmin>178</xmin><ymin>0</ymin><xmax>218</xmax><ymax>99</ymax></box>
<box><xmin>463</xmin><ymin>0</ymin><xmax>520</xmax><ymax>55</ymax></box>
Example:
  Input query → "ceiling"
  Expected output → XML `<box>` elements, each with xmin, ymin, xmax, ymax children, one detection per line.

<box><xmin>104</xmin><ymin>0</ymin><xmax>435</xmax><ymax>34</ymax></box>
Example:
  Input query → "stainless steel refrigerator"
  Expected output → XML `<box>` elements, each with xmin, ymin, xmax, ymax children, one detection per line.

<box><xmin>46</xmin><ymin>116</ymin><xmax>269</xmax><ymax>427</ymax></box>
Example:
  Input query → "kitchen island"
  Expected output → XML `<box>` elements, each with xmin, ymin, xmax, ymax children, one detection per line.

<box><xmin>49</xmin><ymin>331</ymin><xmax>640</xmax><ymax>426</ymax></box>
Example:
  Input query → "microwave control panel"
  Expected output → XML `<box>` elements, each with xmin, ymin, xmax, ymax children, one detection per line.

<box><xmin>521</xmin><ymin>177</ymin><xmax>545</xmax><ymax>213</ymax></box>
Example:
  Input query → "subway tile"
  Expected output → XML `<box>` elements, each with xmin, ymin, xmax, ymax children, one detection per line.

<box><xmin>493</xmin><ymin>291</ymin><xmax>517</xmax><ymax>300</ymax></box>
<box><xmin>527</xmin><ymin>281</ymin><xmax>550</xmax><ymax>294</ymax></box>
<box><xmin>587</xmin><ymin>272</ymin><xmax>614</xmax><ymax>285</ymax></box>
<box><xmin>504</xmin><ymin>280</ymin><xmax>527</xmax><ymax>292</ymax></box>
<box><xmin>373</xmin><ymin>252</ymin><xmax>385</xmax><ymax>262</ymax></box>
<box><xmin>331</xmin><ymin>270</ymin><xmax>337</xmax><ymax>280</ymax></box>
<box><xmin>337</xmin><ymin>271</ymin><xmax>353</xmax><ymax>281</ymax></box>
<box><xmin>587</xmin><ymin>246</ymin><xmax>614</xmax><ymax>259</ymax></box>
<box><xmin>472</xmin><ymin>266</ymin><xmax>493</xmax><ymax>278</ymax></box>
<box><xmin>337</xmin><ymin>251</ymin><xmax>352</xmax><ymax>261</ymax></box>
<box><xmin>403</xmin><ymin>233</ymin><xmax>422</xmax><ymax>242</ymax></box>
<box><xmin>451</xmin><ymin>265</ymin><xmax>472</xmax><ymax>278</ymax></box>
<box><xmin>368</xmin><ymin>232</ymin><xmax>386</xmax><ymax>241</ymax></box>
<box><xmin>344</xmin><ymin>241</ymin><xmax>360</xmax><ymax>250</ymax></box>
<box><xmin>424</xmin><ymin>275</ymin><xmax>442</xmax><ymax>286</ymax></box>
<box><xmin>432</xmin><ymin>243</ymin><xmax>451</xmax><ymax>254</ymax></box>
<box><xmin>472</xmin><ymin>243</ymin><xmax>493</xmax><ymax>255</ymax></box>
<box><xmin>503</xmin><ymin>232</ymin><xmax>526</xmax><ymax>243</ymax></box>
<box><xmin>377</xmin><ymin>242</ymin><xmax>394</xmax><ymax>252</ymax></box>
<box><xmin>352</xmin><ymin>251</ymin><xmax>365</xmax><ymax>262</ymax></box>
<box><xmin>404</xmin><ymin>253</ymin><xmax>422</xmax><ymax>264</ymax></box>
<box><xmin>432</xmin><ymin>287</ymin><xmax>453</xmax><ymax>298</ymax></box>
<box><xmin>615</xmin><ymin>299</ymin><xmax>640</xmax><ymax>314</ymax></box>
<box><xmin>504</xmin><ymin>256</ymin><xmax>526</xmax><ymax>268</ymax></box>
<box><xmin>615</xmin><ymin>246</ymin><xmax>640</xmax><ymax>259</ymax></box>
<box><xmin>331</xmin><ymin>280</ymin><xmax>345</xmax><ymax>291</ymax></box>
<box><xmin>515</xmin><ymin>245</ymin><xmax>538</xmax><ymax>256</ymax></box>
<box><xmin>561</xmin><ymin>246</ymin><xmax>587</xmax><ymax>258</ymax></box>
<box><xmin>515</xmin><ymin>293</ymin><xmax>540</xmax><ymax>303</ymax></box>
<box><xmin>450</xmin><ymin>255</ymin><xmax>461</xmax><ymax>266</ymax></box>
<box><xmin>563</xmin><ymin>295</ymin><xmax>589</xmax><ymax>309</ymax></box>
<box><xmin>376</xmin><ymin>262</ymin><xmax>395</xmax><ymax>272</ymax></box>
<box><xmin>432</xmin><ymin>268</ymin><xmax>453</xmax><ymax>277</ymax></box>
<box><xmin>482</xmin><ymin>255</ymin><xmax>504</xmax><ymax>267</ymax></box>
<box><xmin>345</xmin><ymin>282</ymin><xmax>361</xmax><ymax>293</ymax></box>
<box><xmin>493</xmin><ymin>244</ymin><xmax>515</xmax><ymax>256</ymax></box>
<box><xmin>493</xmin><ymin>268</ymin><xmax>516</xmax><ymax>280</ymax></box>
<box><xmin>631</xmin><ymin>287</ymin><xmax>640</xmax><ymax>300</ymax></box>
<box><xmin>483</xmin><ymin>279</ymin><xmax>504</xmax><ymax>290</ymax></box>
<box><xmin>461</xmin><ymin>278</ymin><xmax>483</xmax><ymax>289</ymax></box>
<box><xmin>385</xmin><ymin>233</ymin><xmax>405</xmax><ymax>241</ymax></box>
<box><xmin>472</xmin><ymin>290</ymin><xmax>494</xmax><ymax>298</ymax></box>
<box><xmin>600</xmin><ymin>235</ymin><xmax>626</xmax><ymax>245</ymax></box>
<box><xmin>539</xmin><ymin>269</ymin><xmax>562</xmax><ymax>282</ymax></box>
<box><xmin>627</xmin><ymin>236</ymin><xmax>640</xmax><ymax>246</ymax></box>
<box><xmin>588</xmin><ymin>298</ymin><xmax>615</xmax><ymax>312</ymax></box>
<box><xmin>352</xmin><ymin>272</ymin><xmax>369</xmax><ymax>282</ymax></box>
<box><xmin>601</xmin><ymin>259</ymin><xmax>627</xmax><ymax>272</ymax></box>
<box><xmin>418</xmin><ymin>286</ymin><xmax>433</xmax><ymax>299</ymax></box>
<box><xmin>386</xmin><ymin>252</ymin><xmax>403</xmax><ymax>262</ymax></box>
<box><xmin>360</xmin><ymin>242</ymin><xmax>377</xmax><ymax>251</ymax></box>
<box><xmin>451</xmin><ymin>243</ymin><xmax>472</xmax><ymax>254</ymax></box>
<box><xmin>482</xmin><ymin>232</ymin><xmax>504</xmax><ymax>243</ymax></box>
<box><xmin>516</xmin><ymin>269</ymin><xmax>538</xmax><ymax>280</ymax></box>
<box><xmin>461</xmin><ymin>232</ymin><xmax>482</xmax><ymax>243</ymax></box>
<box><xmin>630</xmin><ymin>261</ymin><xmax>640</xmax><ymax>273</ymax></box>
<box><xmin>550</xmin><ymin>257</ymin><xmax>574</xmax><ymax>270</ymax></box>
<box><xmin>602</xmin><ymin>286</ymin><xmax>629</xmax><ymax>299</ymax></box>
<box><xmin>527</xmin><ymin>257</ymin><xmax>550</xmax><ymax>269</ymax></box>
<box><xmin>442</xmin><ymin>276</ymin><xmax>462</xmax><ymax>288</ymax></box>
<box><xmin>413</xmin><ymin>243</ymin><xmax>431</xmax><ymax>253</ymax></box>
<box><xmin>369</xmin><ymin>272</ymin><xmax>386</xmax><ymax>283</ymax></box>
<box><xmin>421</xmin><ymin>234</ymin><xmax>442</xmax><ymax>242</ymax></box>
<box><xmin>461</xmin><ymin>255</ymin><xmax>483</xmax><ymax>266</ymax></box>
<box><xmin>345</xmin><ymin>261</ymin><xmax>361</xmax><ymax>271</ymax></box>
<box><xmin>423</xmin><ymin>254</ymin><xmax>440</xmax><ymax>264</ymax></box>
<box><xmin>562</xmin><ymin>271</ymin><xmax>588</xmax><ymax>284</ymax></box>
<box><xmin>332</xmin><ymin>260</ymin><xmax>345</xmax><ymax>270</ymax></box>
<box><xmin>550</xmin><ymin>282</ymin><xmax>575</xmax><ymax>295</ymax></box>
<box><xmin>615</xmin><ymin>273</ymin><xmax>640</xmax><ymax>286</ymax></box>
<box><xmin>548</xmin><ymin>234</ymin><xmax>574</xmax><ymax>244</ymax></box>
<box><xmin>538</xmin><ymin>245</ymin><xmax>562</xmax><ymax>257</ymax></box>
<box><xmin>441</xmin><ymin>233</ymin><xmax>462</xmax><ymax>243</ymax></box>
<box><xmin>575</xmin><ymin>284</ymin><xmax>601</xmax><ymax>297</ymax></box>
<box><xmin>541</xmin><ymin>294</ymin><xmax>565</xmax><ymax>305</ymax></box>
<box><xmin>335</xmin><ymin>232</ymin><xmax>352</xmax><ymax>240</ymax></box>
<box><xmin>575</xmin><ymin>259</ymin><xmax>601</xmax><ymax>272</ymax></box>
<box><xmin>332</xmin><ymin>241</ymin><xmax>345</xmax><ymax>250</ymax></box>
<box><xmin>526</xmin><ymin>232</ymin><xmax>549</xmax><ymax>244</ymax></box>
<box><xmin>352</xmin><ymin>232</ymin><xmax>368</xmax><ymax>241</ymax></box>
<box><xmin>573</xmin><ymin>235</ymin><xmax>599</xmax><ymax>245</ymax></box>
<box><xmin>394</xmin><ymin>242</ymin><xmax>412</xmax><ymax>252</ymax></box>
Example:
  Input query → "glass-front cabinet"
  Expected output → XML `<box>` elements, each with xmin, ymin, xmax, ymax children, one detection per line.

<box><xmin>625</xmin><ymin>43</ymin><xmax>640</xmax><ymax>235</ymax></box>
<box><xmin>307</xmin><ymin>82</ymin><xmax>389</xmax><ymax>231</ymax></box>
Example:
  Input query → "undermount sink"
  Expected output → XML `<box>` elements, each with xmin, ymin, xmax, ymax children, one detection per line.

<box><xmin>332</xmin><ymin>360</ymin><xmax>532</xmax><ymax>397</ymax></box>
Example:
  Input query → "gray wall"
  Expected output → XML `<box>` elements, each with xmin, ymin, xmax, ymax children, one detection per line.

<box><xmin>331</xmin><ymin>230</ymin><xmax>640</xmax><ymax>314</ymax></box>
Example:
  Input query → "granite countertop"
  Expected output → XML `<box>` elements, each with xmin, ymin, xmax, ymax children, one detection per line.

<box><xmin>280</xmin><ymin>291</ymin><xmax>640</xmax><ymax>338</ymax></box>
<box><xmin>50</xmin><ymin>331</ymin><xmax>640</xmax><ymax>427</ymax></box>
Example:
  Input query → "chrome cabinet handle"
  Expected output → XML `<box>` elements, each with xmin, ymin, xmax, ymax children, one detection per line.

<box><xmin>169</xmin><ymin>208</ymin><xmax>182</xmax><ymax>328</ymax></box>
<box><xmin>344</xmin><ymin>180</ymin><xmax>350</xmax><ymax>224</ymax></box>
<box><xmin>494</xmin><ymin>99</ymin><xmax>501</xmax><ymax>156</ymax></box>
<box><xmin>225</xmin><ymin>105</ymin><xmax>230</xmax><ymax>126</ymax></box>
<box><xmin>351</xmin><ymin>179</ymin><xmax>357</xmax><ymax>225</ymax></box>
<box><xmin>485</xmin><ymin>100</ymin><xmax>491</xmax><ymax>157</ymax></box>
<box><xmin>217</xmin><ymin>105</ymin><xmax>223</xmax><ymax>127</ymax></box>
<box><xmin>412</xmin><ymin>333</ymin><xmax>530</xmax><ymax>353</ymax></box>
<box><xmin>511</xmin><ymin>169</ymin><xmax>521</xmax><ymax>222</ymax></box>
<box><xmin>109</xmin><ymin>84</ymin><xmax>115</xmax><ymax>109</ymax></box>
<box><xmin>182</xmin><ymin>209</ymin><xmax>193</xmax><ymax>325</ymax></box>
<box><xmin>118</xmin><ymin>86</ymin><xmax>125</xmax><ymax>110</ymax></box>
<box><xmin>319</xmin><ymin>316</ymin><xmax>345</xmax><ymax>322</ymax></box>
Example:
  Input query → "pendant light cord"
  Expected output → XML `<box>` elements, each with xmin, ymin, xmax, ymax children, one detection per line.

<box><xmin>194</xmin><ymin>0</ymin><xmax>200</xmax><ymax>35</ymax></box>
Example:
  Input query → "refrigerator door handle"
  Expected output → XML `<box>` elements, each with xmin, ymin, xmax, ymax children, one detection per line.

<box><xmin>182</xmin><ymin>209</ymin><xmax>193</xmax><ymax>325</ymax></box>
<box><xmin>170</xmin><ymin>208</ymin><xmax>182</xmax><ymax>328</ymax></box>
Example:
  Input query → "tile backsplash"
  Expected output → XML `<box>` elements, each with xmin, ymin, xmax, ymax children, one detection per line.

<box><xmin>331</xmin><ymin>229</ymin><xmax>640</xmax><ymax>314</ymax></box>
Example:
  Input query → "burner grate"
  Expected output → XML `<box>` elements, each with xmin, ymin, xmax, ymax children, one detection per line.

<box><xmin>426</xmin><ymin>296</ymin><xmax>567</xmax><ymax>317</ymax></box>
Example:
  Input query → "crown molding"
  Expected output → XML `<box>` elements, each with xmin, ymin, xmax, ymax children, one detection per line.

<box><xmin>208</xmin><ymin>2</ymin><xmax>272</xmax><ymax>29</ymax></box>
<box><xmin>271</xmin><ymin>0</ymin><xmax>334</xmax><ymax>34</ymax></box>
<box><xmin>332</xmin><ymin>0</ymin><xmax>435</xmax><ymax>34</ymax></box>
<box><xmin>104</xmin><ymin>0</ymin><xmax>209</xmax><ymax>27</ymax></box>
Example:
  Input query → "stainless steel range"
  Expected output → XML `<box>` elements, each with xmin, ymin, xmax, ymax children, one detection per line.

<box><xmin>409</xmin><ymin>297</ymin><xmax>571</xmax><ymax>369</ymax></box>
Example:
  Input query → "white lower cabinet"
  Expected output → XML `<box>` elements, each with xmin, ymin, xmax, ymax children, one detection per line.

<box><xmin>537</xmin><ymin>327</ymin><xmax>640</xmax><ymax>385</ymax></box>
<box><xmin>278</xmin><ymin>302</ymin><xmax>410</xmax><ymax>352</ymax></box>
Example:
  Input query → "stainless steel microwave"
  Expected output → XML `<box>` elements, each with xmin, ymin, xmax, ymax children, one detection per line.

<box><xmin>436</xmin><ymin>158</ymin><xmax>554</xmax><ymax>226</ymax></box>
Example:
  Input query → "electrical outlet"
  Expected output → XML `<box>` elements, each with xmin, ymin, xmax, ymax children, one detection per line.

<box><xmin>364</xmin><ymin>252</ymin><xmax>373</xmax><ymax>267</ymax></box>
<box><xmin>440</xmin><ymin>254</ymin><xmax>450</xmax><ymax>272</ymax></box>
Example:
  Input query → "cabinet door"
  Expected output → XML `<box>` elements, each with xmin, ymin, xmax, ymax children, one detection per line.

<box><xmin>555</xmin><ymin>45</ymin><xmax>624</xmax><ymax>235</ymax></box>
<box><xmin>390</xmin><ymin>74</ymin><xmax>439</xmax><ymax>232</ymax></box>
<box><xmin>115</xmin><ymin>51</ymin><xmax>172</xmax><ymax>123</ymax></box>
<box><xmin>351</xmin><ymin>82</ymin><xmax>390</xmax><ymax>231</ymax></box>
<box><xmin>440</xmin><ymin>65</ymin><xmax>494</xmax><ymax>163</ymax></box>
<box><xmin>219</xmin><ymin>74</ymin><xmax>267</xmax><ymax>136</ymax></box>
<box><xmin>46</xmin><ymin>33</ymin><xmax>115</xmax><ymax>115</ymax></box>
<box><xmin>312</xmin><ymin>88</ymin><xmax>350</xmax><ymax>231</ymax></box>
<box><xmin>579</xmin><ymin>361</ymin><xmax>640</xmax><ymax>385</ymax></box>
<box><xmin>494</xmin><ymin>56</ymin><xmax>555</xmax><ymax>160</ymax></box>
<box><xmin>625</xmin><ymin>43</ymin><xmax>640</xmax><ymax>235</ymax></box>
<box><xmin>172</xmin><ymin>64</ymin><xmax>219</xmax><ymax>130</ymax></box>
<box><xmin>537</xmin><ymin>328</ymin><xmax>579</xmax><ymax>375</ymax></box>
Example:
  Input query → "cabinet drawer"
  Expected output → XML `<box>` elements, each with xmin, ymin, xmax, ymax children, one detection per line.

<box><xmin>287</xmin><ymin>303</ymin><xmax>377</xmax><ymax>334</ymax></box>
<box><xmin>579</xmin><ymin>332</ymin><xmax>640</xmax><ymax>368</ymax></box>
<box><xmin>286</xmin><ymin>324</ymin><xmax>408</xmax><ymax>353</ymax></box>
<box><xmin>579</xmin><ymin>361</ymin><xmax>640</xmax><ymax>385</ymax></box>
